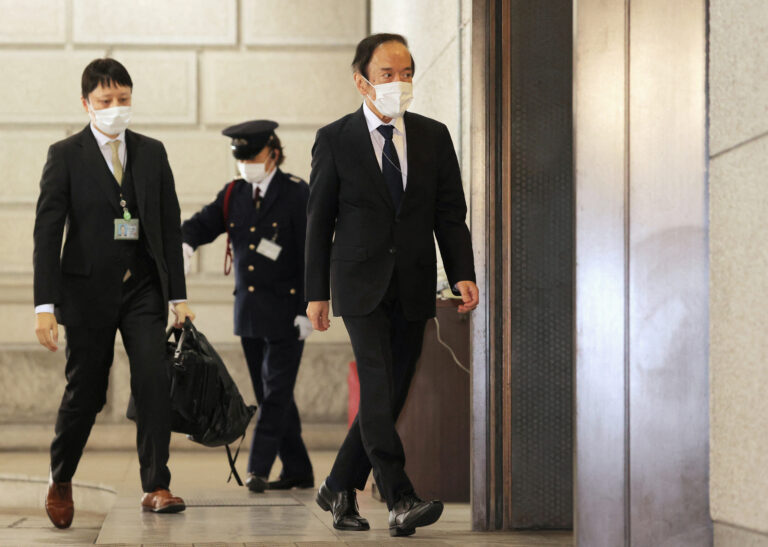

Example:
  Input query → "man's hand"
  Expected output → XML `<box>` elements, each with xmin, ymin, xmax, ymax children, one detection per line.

<box><xmin>307</xmin><ymin>301</ymin><xmax>331</xmax><ymax>331</ymax></box>
<box><xmin>455</xmin><ymin>281</ymin><xmax>479</xmax><ymax>313</ymax></box>
<box><xmin>171</xmin><ymin>301</ymin><xmax>196</xmax><ymax>328</ymax></box>
<box><xmin>35</xmin><ymin>312</ymin><xmax>59</xmax><ymax>352</ymax></box>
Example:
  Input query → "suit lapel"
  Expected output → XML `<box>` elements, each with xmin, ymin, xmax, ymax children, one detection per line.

<box><xmin>257</xmin><ymin>169</ymin><xmax>283</xmax><ymax>219</ymax></box>
<box><xmin>400</xmin><ymin>112</ymin><xmax>421</xmax><ymax>215</ymax></box>
<box><xmin>77</xmin><ymin>125</ymin><xmax>122</xmax><ymax>215</ymax></box>
<box><xmin>345</xmin><ymin>107</ymin><xmax>394</xmax><ymax>210</ymax></box>
<box><xmin>124</xmin><ymin>129</ymin><xmax>147</xmax><ymax>220</ymax></box>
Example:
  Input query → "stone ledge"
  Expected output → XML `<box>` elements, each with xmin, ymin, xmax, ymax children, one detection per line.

<box><xmin>715</xmin><ymin>521</ymin><xmax>768</xmax><ymax>546</ymax></box>
<box><xmin>0</xmin><ymin>422</ymin><xmax>347</xmax><ymax>452</ymax></box>
<box><xmin>0</xmin><ymin>342</ymin><xmax>351</xmax><ymax>423</ymax></box>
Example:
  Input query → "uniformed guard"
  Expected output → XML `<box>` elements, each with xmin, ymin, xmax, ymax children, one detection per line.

<box><xmin>181</xmin><ymin>120</ymin><xmax>314</xmax><ymax>492</ymax></box>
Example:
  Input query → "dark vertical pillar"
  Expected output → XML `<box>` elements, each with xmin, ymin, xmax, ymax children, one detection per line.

<box><xmin>471</xmin><ymin>0</ymin><xmax>574</xmax><ymax>530</ymax></box>
<box><xmin>506</xmin><ymin>0</ymin><xmax>574</xmax><ymax>530</ymax></box>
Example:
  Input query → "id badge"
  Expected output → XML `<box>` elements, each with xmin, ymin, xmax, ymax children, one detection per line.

<box><xmin>256</xmin><ymin>238</ymin><xmax>282</xmax><ymax>261</ymax></box>
<box><xmin>114</xmin><ymin>218</ymin><xmax>139</xmax><ymax>240</ymax></box>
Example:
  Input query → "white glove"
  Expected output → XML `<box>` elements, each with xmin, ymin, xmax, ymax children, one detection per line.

<box><xmin>294</xmin><ymin>315</ymin><xmax>313</xmax><ymax>341</ymax></box>
<box><xmin>182</xmin><ymin>242</ymin><xmax>195</xmax><ymax>275</ymax></box>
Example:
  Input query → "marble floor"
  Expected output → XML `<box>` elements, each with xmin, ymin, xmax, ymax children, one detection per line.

<box><xmin>0</xmin><ymin>449</ymin><xmax>574</xmax><ymax>546</ymax></box>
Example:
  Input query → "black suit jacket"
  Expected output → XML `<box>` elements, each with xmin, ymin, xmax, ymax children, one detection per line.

<box><xmin>182</xmin><ymin>170</ymin><xmax>309</xmax><ymax>339</ymax></box>
<box><xmin>33</xmin><ymin>125</ymin><xmax>186</xmax><ymax>327</ymax></box>
<box><xmin>305</xmin><ymin>107</ymin><xmax>475</xmax><ymax>320</ymax></box>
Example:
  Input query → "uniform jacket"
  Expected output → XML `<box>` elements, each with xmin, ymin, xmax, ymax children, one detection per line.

<box><xmin>182</xmin><ymin>169</ymin><xmax>308</xmax><ymax>339</ymax></box>
<box><xmin>305</xmin><ymin>107</ymin><xmax>476</xmax><ymax>320</ymax></box>
<box><xmin>33</xmin><ymin>125</ymin><xmax>186</xmax><ymax>327</ymax></box>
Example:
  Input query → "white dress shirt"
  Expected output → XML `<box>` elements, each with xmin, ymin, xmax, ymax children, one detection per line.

<box><xmin>251</xmin><ymin>165</ymin><xmax>278</xmax><ymax>199</ymax></box>
<box><xmin>362</xmin><ymin>101</ymin><xmax>408</xmax><ymax>190</ymax></box>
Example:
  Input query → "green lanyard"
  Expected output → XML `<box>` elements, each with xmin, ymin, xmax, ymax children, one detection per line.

<box><xmin>119</xmin><ymin>198</ymin><xmax>131</xmax><ymax>220</ymax></box>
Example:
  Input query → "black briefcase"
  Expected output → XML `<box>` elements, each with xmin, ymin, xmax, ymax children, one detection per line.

<box><xmin>127</xmin><ymin>319</ymin><xmax>256</xmax><ymax>484</ymax></box>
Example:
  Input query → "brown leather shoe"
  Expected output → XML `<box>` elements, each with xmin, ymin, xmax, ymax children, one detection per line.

<box><xmin>45</xmin><ymin>481</ymin><xmax>74</xmax><ymax>529</ymax></box>
<box><xmin>140</xmin><ymin>488</ymin><xmax>186</xmax><ymax>513</ymax></box>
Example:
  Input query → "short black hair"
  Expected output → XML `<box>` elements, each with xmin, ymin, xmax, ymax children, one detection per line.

<box><xmin>351</xmin><ymin>33</ymin><xmax>415</xmax><ymax>80</ymax></box>
<box><xmin>81</xmin><ymin>58</ymin><xmax>133</xmax><ymax>99</ymax></box>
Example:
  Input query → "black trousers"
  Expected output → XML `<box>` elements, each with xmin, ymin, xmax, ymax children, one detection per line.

<box><xmin>328</xmin><ymin>281</ymin><xmax>427</xmax><ymax>509</ymax></box>
<box><xmin>241</xmin><ymin>335</ymin><xmax>312</xmax><ymax>479</ymax></box>
<box><xmin>50</xmin><ymin>274</ymin><xmax>171</xmax><ymax>493</ymax></box>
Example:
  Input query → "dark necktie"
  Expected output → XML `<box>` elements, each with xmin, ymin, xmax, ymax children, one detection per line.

<box><xmin>376</xmin><ymin>125</ymin><xmax>403</xmax><ymax>211</ymax></box>
<box><xmin>254</xmin><ymin>186</ymin><xmax>262</xmax><ymax>210</ymax></box>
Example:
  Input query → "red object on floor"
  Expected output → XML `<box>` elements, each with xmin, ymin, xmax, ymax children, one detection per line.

<box><xmin>348</xmin><ymin>361</ymin><xmax>360</xmax><ymax>428</ymax></box>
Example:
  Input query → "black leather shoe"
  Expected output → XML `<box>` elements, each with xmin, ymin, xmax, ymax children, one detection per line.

<box><xmin>388</xmin><ymin>493</ymin><xmax>444</xmax><ymax>537</ymax></box>
<box><xmin>245</xmin><ymin>473</ymin><xmax>268</xmax><ymax>493</ymax></box>
<box><xmin>267</xmin><ymin>474</ymin><xmax>315</xmax><ymax>490</ymax></box>
<box><xmin>315</xmin><ymin>480</ymin><xmax>370</xmax><ymax>531</ymax></box>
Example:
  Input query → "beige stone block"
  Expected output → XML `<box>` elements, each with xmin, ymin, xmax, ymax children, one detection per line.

<box><xmin>275</xmin><ymin>127</ymin><xmax>317</xmax><ymax>182</ymax></box>
<box><xmin>710</xmin><ymin>0</ymin><xmax>768</xmax><ymax>155</ymax></box>
<box><xmin>110</xmin><ymin>52</ymin><xmax>197</xmax><ymax>124</ymax></box>
<box><xmin>0</xmin><ymin>305</ymin><xmax>35</xmax><ymax>344</ymax></box>
<box><xmin>411</xmin><ymin>38</ymin><xmax>460</xmax><ymax>155</ymax></box>
<box><xmin>201</xmin><ymin>50</ymin><xmax>361</xmax><ymax>126</ymax></box>
<box><xmin>0</xmin><ymin>130</ymin><xmax>66</xmax><ymax>202</ymax></box>
<box><xmin>715</xmin><ymin>522</ymin><xmax>768</xmax><ymax>547</ymax></box>
<box><xmin>196</xmin><ymin>236</ymin><xmax>232</xmax><ymax>277</ymax></box>
<box><xmin>159</xmin><ymin>127</ymin><xmax>316</xmax><ymax>205</ymax></box>
<box><xmin>150</xmin><ymin>130</ymin><xmax>233</xmax><ymax>204</ymax></box>
<box><xmin>0</xmin><ymin>341</ymin><xmax>349</xmax><ymax>423</ymax></box>
<box><xmin>178</xmin><ymin>298</ymin><xmax>240</xmax><ymax>344</ymax></box>
<box><xmin>73</xmin><ymin>0</ymin><xmax>236</xmax><ymax>45</ymax></box>
<box><xmin>242</xmin><ymin>0</ymin><xmax>367</xmax><ymax>45</ymax></box>
<box><xmin>295</xmin><ymin>342</ymin><xmax>351</xmax><ymax>422</ymax></box>
<box><xmin>460</xmin><ymin>18</ymin><xmax>472</xmax><ymax>179</ymax></box>
<box><xmin>710</xmin><ymin>137</ymin><xmax>768</xmax><ymax>533</ymax></box>
<box><xmin>371</xmin><ymin>0</ymin><xmax>460</xmax><ymax>75</ymax></box>
<box><xmin>0</xmin><ymin>0</ymin><xmax>66</xmax><ymax>43</ymax></box>
<box><xmin>0</xmin><ymin>346</ymin><xmax>66</xmax><ymax>422</ymax></box>
<box><xmin>0</xmin><ymin>51</ymin><xmax>106</xmax><ymax>123</ymax></box>
<box><xmin>0</xmin><ymin>208</ymin><xmax>35</xmax><ymax>274</ymax></box>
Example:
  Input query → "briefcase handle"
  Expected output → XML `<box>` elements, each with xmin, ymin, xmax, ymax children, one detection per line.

<box><xmin>166</xmin><ymin>318</ymin><xmax>198</xmax><ymax>363</ymax></box>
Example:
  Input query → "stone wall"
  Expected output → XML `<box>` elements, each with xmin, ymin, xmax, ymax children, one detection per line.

<box><xmin>0</xmin><ymin>0</ymin><xmax>473</xmax><ymax>448</ymax></box>
<box><xmin>0</xmin><ymin>0</ymin><xmax>368</xmax><ymax>438</ymax></box>
<box><xmin>709</xmin><ymin>1</ymin><xmax>768</xmax><ymax>544</ymax></box>
<box><xmin>371</xmin><ymin>0</ymin><xmax>473</xmax><ymax>195</ymax></box>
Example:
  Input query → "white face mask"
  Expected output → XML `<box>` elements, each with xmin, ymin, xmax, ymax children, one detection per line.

<box><xmin>238</xmin><ymin>161</ymin><xmax>267</xmax><ymax>184</ymax></box>
<box><xmin>363</xmin><ymin>76</ymin><xmax>414</xmax><ymax>118</ymax></box>
<box><xmin>89</xmin><ymin>104</ymin><xmax>131</xmax><ymax>136</ymax></box>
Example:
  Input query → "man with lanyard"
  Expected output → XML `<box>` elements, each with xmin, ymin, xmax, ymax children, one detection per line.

<box><xmin>34</xmin><ymin>58</ymin><xmax>194</xmax><ymax>528</ymax></box>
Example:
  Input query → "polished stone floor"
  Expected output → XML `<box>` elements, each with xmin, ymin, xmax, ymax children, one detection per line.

<box><xmin>0</xmin><ymin>449</ymin><xmax>574</xmax><ymax>546</ymax></box>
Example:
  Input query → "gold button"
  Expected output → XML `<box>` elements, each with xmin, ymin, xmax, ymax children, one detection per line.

<box><xmin>230</xmin><ymin>222</ymin><xmax>235</xmax><ymax>227</ymax></box>
<box><xmin>289</xmin><ymin>288</ymin><xmax>296</xmax><ymax>295</ymax></box>
<box><xmin>248</xmin><ymin>286</ymin><xmax>254</xmax><ymax>292</ymax></box>
<box><xmin>272</xmin><ymin>222</ymin><xmax>278</xmax><ymax>227</ymax></box>
<box><xmin>248</xmin><ymin>265</ymin><xmax>254</xmax><ymax>271</ymax></box>
<box><xmin>250</xmin><ymin>226</ymin><xmax>256</xmax><ymax>232</ymax></box>
<box><xmin>249</xmin><ymin>244</ymin><xmax>255</xmax><ymax>250</ymax></box>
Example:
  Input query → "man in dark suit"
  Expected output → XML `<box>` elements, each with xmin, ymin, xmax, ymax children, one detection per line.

<box><xmin>181</xmin><ymin>120</ymin><xmax>314</xmax><ymax>494</ymax></box>
<box><xmin>305</xmin><ymin>34</ymin><xmax>479</xmax><ymax>537</ymax></box>
<box><xmin>33</xmin><ymin>58</ymin><xmax>194</xmax><ymax>529</ymax></box>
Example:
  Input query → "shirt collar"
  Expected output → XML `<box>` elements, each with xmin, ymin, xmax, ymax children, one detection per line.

<box><xmin>362</xmin><ymin>101</ymin><xmax>405</xmax><ymax>136</ymax></box>
<box><xmin>90</xmin><ymin>122</ymin><xmax>126</xmax><ymax>147</ymax></box>
<box><xmin>252</xmin><ymin>166</ymin><xmax>278</xmax><ymax>197</ymax></box>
